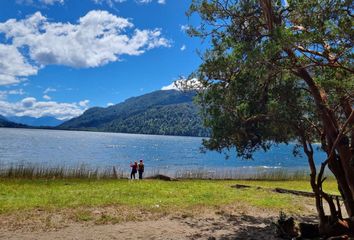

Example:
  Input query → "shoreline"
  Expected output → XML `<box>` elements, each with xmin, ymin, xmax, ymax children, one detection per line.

<box><xmin>0</xmin><ymin>164</ymin><xmax>319</xmax><ymax>180</ymax></box>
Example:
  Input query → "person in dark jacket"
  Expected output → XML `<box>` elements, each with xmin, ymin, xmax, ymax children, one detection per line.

<box><xmin>138</xmin><ymin>160</ymin><xmax>144</xmax><ymax>180</ymax></box>
<box><xmin>130</xmin><ymin>161</ymin><xmax>138</xmax><ymax>179</ymax></box>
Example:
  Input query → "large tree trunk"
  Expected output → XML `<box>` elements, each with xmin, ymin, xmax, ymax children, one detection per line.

<box><xmin>282</xmin><ymin>48</ymin><xmax>354</xmax><ymax>219</ymax></box>
<box><xmin>296</xmin><ymin>61</ymin><xmax>354</xmax><ymax>236</ymax></box>
<box><xmin>301</xmin><ymin>132</ymin><xmax>354</xmax><ymax>236</ymax></box>
<box><xmin>259</xmin><ymin>0</ymin><xmax>354</xmax><ymax>236</ymax></box>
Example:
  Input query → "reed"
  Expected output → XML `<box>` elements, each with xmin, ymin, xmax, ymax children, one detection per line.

<box><xmin>0</xmin><ymin>164</ymin><xmax>329</xmax><ymax>181</ymax></box>
<box><xmin>174</xmin><ymin>168</ymin><xmax>313</xmax><ymax>180</ymax></box>
<box><xmin>0</xmin><ymin>164</ymin><xmax>127</xmax><ymax>179</ymax></box>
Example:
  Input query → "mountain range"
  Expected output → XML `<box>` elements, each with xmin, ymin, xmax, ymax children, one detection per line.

<box><xmin>0</xmin><ymin>115</ymin><xmax>27</xmax><ymax>128</ymax></box>
<box><xmin>0</xmin><ymin>90</ymin><xmax>208</xmax><ymax>137</ymax></box>
<box><xmin>7</xmin><ymin>116</ymin><xmax>64</xmax><ymax>127</ymax></box>
<box><xmin>59</xmin><ymin>90</ymin><xmax>208</xmax><ymax>137</ymax></box>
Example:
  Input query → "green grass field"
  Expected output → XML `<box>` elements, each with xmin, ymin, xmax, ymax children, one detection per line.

<box><xmin>0</xmin><ymin>179</ymin><xmax>339</xmax><ymax>216</ymax></box>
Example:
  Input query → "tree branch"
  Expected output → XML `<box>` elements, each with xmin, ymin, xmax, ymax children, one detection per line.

<box><xmin>327</xmin><ymin>110</ymin><xmax>354</xmax><ymax>163</ymax></box>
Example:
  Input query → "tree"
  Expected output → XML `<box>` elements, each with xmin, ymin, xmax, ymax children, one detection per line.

<box><xmin>188</xmin><ymin>0</ymin><xmax>354</xmax><ymax>236</ymax></box>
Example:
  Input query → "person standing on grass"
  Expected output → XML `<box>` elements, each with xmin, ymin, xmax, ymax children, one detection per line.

<box><xmin>138</xmin><ymin>159</ymin><xmax>144</xmax><ymax>180</ymax></box>
<box><xmin>130</xmin><ymin>161</ymin><xmax>138</xmax><ymax>179</ymax></box>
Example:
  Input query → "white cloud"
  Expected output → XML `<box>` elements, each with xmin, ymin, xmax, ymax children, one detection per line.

<box><xmin>180</xmin><ymin>24</ymin><xmax>189</xmax><ymax>32</ymax></box>
<box><xmin>161</xmin><ymin>78</ymin><xmax>202</xmax><ymax>91</ymax></box>
<box><xmin>92</xmin><ymin>0</ymin><xmax>165</xmax><ymax>5</ymax></box>
<box><xmin>43</xmin><ymin>87</ymin><xmax>56</xmax><ymax>94</ymax></box>
<box><xmin>137</xmin><ymin>0</ymin><xmax>165</xmax><ymax>4</ymax></box>
<box><xmin>0</xmin><ymin>91</ymin><xmax>7</xmax><ymax>100</ymax></box>
<box><xmin>0</xmin><ymin>10</ymin><xmax>170</xmax><ymax>85</ymax></box>
<box><xmin>43</xmin><ymin>94</ymin><xmax>51</xmax><ymax>100</ymax></box>
<box><xmin>19</xmin><ymin>0</ymin><xmax>165</xmax><ymax>6</ymax></box>
<box><xmin>21</xmin><ymin>97</ymin><xmax>36</xmax><ymax>108</ymax></box>
<box><xmin>180</xmin><ymin>44</ymin><xmax>186</xmax><ymax>51</ymax></box>
<box><xmin>8</xmin><ymin>89</ymin><xmax>26</xmax><ymax>95</ymax></box>
<box><xmin>0</xmin><ymin>44</ymin><xmax>38</xmax><ymax>86</ymax></box>
<box><xmin>107</xmin><ymin>102</ymin><xmax>114</xmax><ymax>106</ymax></box>
<box><xmin>40</xmin><ymin>0</ymin><xmax>64</xmax><ymax>4</ymax></box>
<box><xmin>93</xmin><ymin>0</ymin><xmax>125</xmax><ymax>7</ymax></box>
<box><xmin>79</xmin><ymin>100</ymin><xmax>90</xmax><ymax>107</ymax></box>
<box><xmin>0</xmin><ymin>88</ymin><xmax>25</xmax><ymax>100</ymax></box>
<box><xmin>161</xmin><ymin>82</ymin><xmax>176</xmax><ymax>90</ymax></box>
<box><xmin>16</xmin><ymin>0</ymin><xmax>64</xmax><ymax>5</ymax></box>
<box><xmin>0</xmin><ymin>97</ymin><xmax>90</xmax><ymax>120</ymax></box>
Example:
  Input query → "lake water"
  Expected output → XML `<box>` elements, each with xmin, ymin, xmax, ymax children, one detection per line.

<box><xmin>0</xmin><ymin>128</ymin><xmax>326</xmax><ymax>175</ymax></box>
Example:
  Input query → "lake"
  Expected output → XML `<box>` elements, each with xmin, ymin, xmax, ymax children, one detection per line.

<box><xmin>0</xmin><ymin>128</ymin><xmax>326</xmax><ymax>175</ymax></box>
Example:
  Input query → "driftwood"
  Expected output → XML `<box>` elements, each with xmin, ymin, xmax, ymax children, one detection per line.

<box><xmin>231</xmin><ymin>184</ymin><xmax>252</xmax><ymax>189</ymax></box>
<box><xmin>145</xmin><ymin>174</ymin><xmax>177</xmax><ymax>181</ymax></box>
<box><xmin>273</xmin><ymin>188</ymin><xmax>342</xmax><ymax>201</ymax></box>
<box><xmin>231</xmin><ymin>184</ymin><xmax>342</xmax><ymax>200</ymax></box>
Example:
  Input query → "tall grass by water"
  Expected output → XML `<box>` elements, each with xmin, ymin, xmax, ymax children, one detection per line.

<box><xmin>0</xmin><ymin>165</ymin><xmax>126</xmax><ymax>179</ymax></box>
<box><xmin>0</xmin><ymin>164</ymin><xmax>318</xmax><ymax>180</ymax></box>
<box><xmin>174</xmin><ymin>168</ymin><xmax>312</xmax><ymax>180</ymax></box>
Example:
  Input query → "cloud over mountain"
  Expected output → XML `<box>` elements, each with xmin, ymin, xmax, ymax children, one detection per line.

<box><xmin>0</xmin><ymin>97</ymin><xmax>90</xmax><ymax>120</ymax></box>
<box><xmin>161</xmin><ymin>78</ymin><xmax>202</xmax><ymax>91</ymax></box>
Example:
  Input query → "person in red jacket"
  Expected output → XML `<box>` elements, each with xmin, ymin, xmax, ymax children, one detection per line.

<box><xmin>130</xmin><ymin>161</ymin><xmax>138</xmax><ymax>179</ymax></box>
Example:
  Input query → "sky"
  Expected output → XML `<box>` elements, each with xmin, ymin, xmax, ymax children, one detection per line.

<box><xmin>0</xmin><ymin>0</ymin><xmax>202</xmax><ymax>120</ymax></box>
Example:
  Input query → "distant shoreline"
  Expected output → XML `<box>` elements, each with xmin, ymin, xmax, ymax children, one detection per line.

<box><xmin>0</xmin><ymin>126</ymin><xmax>208</xmax><ymax>138</ymax></box>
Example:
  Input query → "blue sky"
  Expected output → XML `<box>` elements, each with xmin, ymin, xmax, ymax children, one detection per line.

<box><xmin>0</xmin><ymin>0</ymin><xmax>202</xmax><ymax>120</ymax></box>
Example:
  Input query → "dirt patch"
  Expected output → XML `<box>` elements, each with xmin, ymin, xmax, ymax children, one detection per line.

<box><xmin>1</xmin><ymin>212</ymin><xmax>285</xmax><ymax>240</ymax></box>
<box><xmin>0</xmin><ymin>201</ymin><xmax>319</xmax><ymax>239</ymax></box>
<box><xmin>0</xmin><ymin>219</ymin><xmax>192</xmax><ymax>240</ymax></box>
<box><xmin>0</xmin><ymin>206</ymin><xmax>168</xmax><ymax>232</ymax></box>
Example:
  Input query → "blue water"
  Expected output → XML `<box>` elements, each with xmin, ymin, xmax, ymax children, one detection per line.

<box><xmin>0</xmin><ymin>128</ymin><xmax>326</xmax><ymax>173</ymax></box>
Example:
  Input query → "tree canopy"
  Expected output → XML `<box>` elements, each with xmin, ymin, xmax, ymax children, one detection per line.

<box><xmin>189</xmin><ymin>0</ymin><xmax>353</xmax><ymax>235</ymax></box>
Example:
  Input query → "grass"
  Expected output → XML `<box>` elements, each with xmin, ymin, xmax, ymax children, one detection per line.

<box><xmin>0</xmin><ymin>165</ymin><xmax>339</xmax><ymax>229</ymax></box>
<box><xmin>0</xmin><ymin>178</ymin><xmax>339</xmax><ymax>216</ymax></box>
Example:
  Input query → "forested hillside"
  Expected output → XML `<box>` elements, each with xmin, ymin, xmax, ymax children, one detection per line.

<box><xmin>59</xmin><ymin>90</ymin><xmax>208</xmax><ymax>137</ymax></box>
